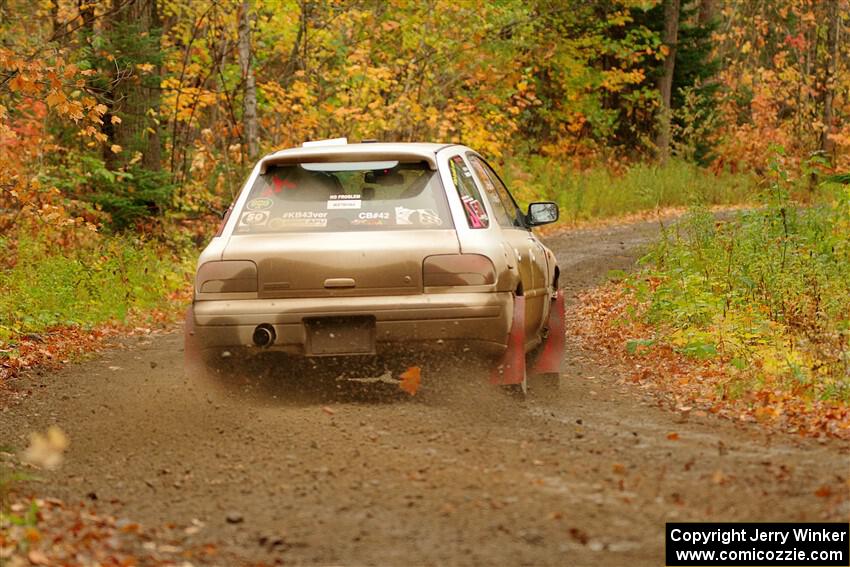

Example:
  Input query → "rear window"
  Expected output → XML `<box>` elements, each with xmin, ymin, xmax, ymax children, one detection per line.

<box><xmin>233</xmin><ymin>161</ymin><xmax>453</xmax><ymax>233</ymax></box>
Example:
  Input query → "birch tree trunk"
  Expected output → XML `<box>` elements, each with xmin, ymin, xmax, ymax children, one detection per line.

<box><xmin>239</xmin><ymin>0</ymin><xmax>259</xmax><ymax>161</ymax></box>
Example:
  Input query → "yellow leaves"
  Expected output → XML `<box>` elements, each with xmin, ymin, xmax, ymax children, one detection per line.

<box><xmin>46</xmin><ymin>90</ymin><xmax>65</xmax><ymax>108</ymax></box>
<box><xmin>110</xmin><ymin>144</ymin><xmax>123</xmax><ymax>154</ymax></box>
<box><xmin>111</xmin><ymin>115</ymin><xmax>122</xmax><ymax>125</ymax></box>
<box><xmin>136</xmin><ymin>63</ymin><xmax>155</xmax><ymax>74</ymax></box>
<box><xmin>77</xmin><ymin>125</ymin><xmax>108</xmax><ymax>143</ymax></box>
<box><xmin>399</xmin><ymin>366</ymin><xmax>421</xmax><ymax>396</ymax></box>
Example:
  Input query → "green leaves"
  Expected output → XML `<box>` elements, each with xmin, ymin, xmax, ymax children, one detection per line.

<box><xmin>625</xmin><ymin>338</ymin><xmax>655</xmax><ymax>354</ymax></box>
<box><xmin>0</xmin><ymin>229</ymin><xmax>192</xmax><ymax>338</ymax></box>
<box><xmin>634</xmin><ymin>193</ymin><xmax>850</xmax><ymax>401</ymax></box>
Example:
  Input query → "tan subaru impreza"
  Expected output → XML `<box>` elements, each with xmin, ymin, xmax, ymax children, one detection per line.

<box><xmin>185</xmin><ymin>140</ymin><xmax>565</xmax><ymax>392</ymax></box>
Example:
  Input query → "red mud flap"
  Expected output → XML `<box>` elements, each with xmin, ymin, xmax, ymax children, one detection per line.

<box><xmin>490</xmin><ymin>295</ymin><xmax>526</xmax><ymax>386</ymax></box>
<box><xmin>531</xmin><ymin>289</ymin><xmax>566</xmax><ymax>375</ymax></box>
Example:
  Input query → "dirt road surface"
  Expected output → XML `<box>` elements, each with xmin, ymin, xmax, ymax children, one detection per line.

<box><xmin>3</xmin><ymin>220</ymin><xmax>848</xmax><ymax>566</ymax></box>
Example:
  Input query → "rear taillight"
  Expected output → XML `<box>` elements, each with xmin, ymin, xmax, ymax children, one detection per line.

<box><xmin>195</xmin><ymin>260</ymin><xmax>258</xmax><ymax>294</ymax></box>
<box><xmin>423</xmin><ymin>254</ymin><xmax>496</xmax><ymax>287</ymax></box>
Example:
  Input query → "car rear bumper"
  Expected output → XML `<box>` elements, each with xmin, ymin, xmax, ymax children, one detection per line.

<box><xmin>190</xmin><ymin>291</ymin><xmax>512</xmax><ymax>356</ymax></box>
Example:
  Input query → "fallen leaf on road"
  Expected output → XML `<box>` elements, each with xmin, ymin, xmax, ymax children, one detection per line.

<box><xmin>666</xmin><ymin>432</ymin><xmax>680</xmax><ymax>441</ymax></box>
<box><xmin>569</xmin><ymin>527</ymin><xmax>590</xmax><ymax>545</ymax></box>
<box><xmin>399</xmin><ymin>366</ymin><xmax>421</xmax><ymax>396</ymax></box>
<box><xmin>22</xmin><ymin>426</ymin><xmax>69</xmax><ymax>470</ymax></box>
<box><xmin>28</xmin><ymin>550</ymin><xmax>49</xmax><ymax>565</ymax></box>
<box><xmin>321</xmin><ymin>406</ymin><xmax>336</xmax><ymax>415</ymax></box>
<box><xmin>815</xmin><ymin>485</ymin><xmax>832</xmax><ymax>498</ymax></box>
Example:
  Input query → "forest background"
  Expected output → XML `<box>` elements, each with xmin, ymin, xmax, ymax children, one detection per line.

<box><xmin>0</xmin><ymin>0</ymin><xmax>848</xmax><ymax>407</ymax></box>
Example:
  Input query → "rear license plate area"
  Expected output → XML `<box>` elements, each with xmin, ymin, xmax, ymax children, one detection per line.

<box><xmin>305</xmin><ymin>316</ymin><xmax>376</xmax><ymax>356</ymax></box>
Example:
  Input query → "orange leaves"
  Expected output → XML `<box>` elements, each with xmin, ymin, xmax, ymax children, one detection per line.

<box><xmin>399</xmin><ymin>366</ymin><xmax>422</xmax><ymax>396</ymax></box>
<box><xmin>815</xmin><ymin>485</ymin><xmax>832</xmax><ymax>498</ymax></box>
<box><xmin>0</xmin><ymin>327</ymin><xmax>109</xmax><ymax>385</ymax></box>
<box><xmin>3</xmin><ymin>497</ymin><xmax>218</xmax><ymax>566</ymax></box>
<box><xmin>45</xmin><ymin>90</ymin><xmax>65</xmax><ymax>108</ymax></box>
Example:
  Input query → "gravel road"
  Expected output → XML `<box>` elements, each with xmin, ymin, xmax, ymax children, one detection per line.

<box><xmin>2</xmin><ymin>219</ymin><xmax>847</xmax><ymax>566</ymax></box>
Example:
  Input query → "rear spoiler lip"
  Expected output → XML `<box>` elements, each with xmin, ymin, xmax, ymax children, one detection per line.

<box><xmin>260</xmin><ymin>149</ymin><xmax>439</xmax><ymax>173</ymax></box>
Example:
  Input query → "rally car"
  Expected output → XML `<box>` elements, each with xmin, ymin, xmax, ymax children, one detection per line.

<box><xmin>185</xmin><ymin>139</ymin><xmax>565</xmax><ymax>393</ymax></box>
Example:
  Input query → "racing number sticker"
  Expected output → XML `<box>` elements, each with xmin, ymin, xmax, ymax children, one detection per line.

<box><xmin>239</xmin><ymin>210</ymin><xmax>269</xmax><ymax>227</ymax></box>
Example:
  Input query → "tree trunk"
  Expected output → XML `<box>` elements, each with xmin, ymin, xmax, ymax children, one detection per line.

<box><xmin>820</xmin><ymin>0</ymin><xmax>839</xmax><ymax>158</ymax></box>
<box><xmin>78</xmin><ymin>0</ymin><xmax>95</xmax><ymax>31</ymax></box>
<box><xmin>655</xmin><ymin>0</ymin><xmax>680</xmax><ymax>163</ymax></box>
<box><xmin>49</xmin><ymin>0</ymin><xmax>60</xmax><ymax>37</ymax></box>
<box><xmin>698</xmin><ymin>0</ymin><xmax>716</xmax><ymax>25</ymax></box>
<box><xmin>106</xmin><ymin>0</ymin><xmax>163</xmax><ymax>172</ymax></box>
<box><xmin>239</xmin><ymin>0</ymin><xmax>259</xmax><ymax>161</ymax></box>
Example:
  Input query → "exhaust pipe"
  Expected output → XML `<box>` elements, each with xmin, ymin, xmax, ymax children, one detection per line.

<box><xmin>252</xmin><ymin>324</ymin><xmax>275</xmax><ymax>347</ymax></box>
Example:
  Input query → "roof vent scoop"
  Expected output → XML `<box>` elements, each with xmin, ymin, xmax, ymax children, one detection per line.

<box><xmin>302</xmin><ymin>137</ymin><xmax>348</xmax><ymax>147</ymax></box>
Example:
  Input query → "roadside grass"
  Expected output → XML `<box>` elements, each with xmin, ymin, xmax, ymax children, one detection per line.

<box><xmin>574</xmin><ymin>178</ymin><xmax>850</xmax><ymax>437</ymax></box>
<box><xmin>502</xmin><ymin>156</ymin><xmax>756</xmax><ymax>222</ymax></box>
<box><xmin>0</xmin><ymin>225</ymin><xmax>194</xmax><ymax>380</ymax></box>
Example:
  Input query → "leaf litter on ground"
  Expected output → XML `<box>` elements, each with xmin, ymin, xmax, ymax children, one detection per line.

<box><xmin>569</xmin><ymin>283</ymin><xmax>850</xmax><ymax>439</ymax></box>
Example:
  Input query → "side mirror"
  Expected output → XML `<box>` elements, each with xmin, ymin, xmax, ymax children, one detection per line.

<box><xmin>525</xmin><ymin>202</ymin><xmax>559</xmax><ymax>227</ymax></box>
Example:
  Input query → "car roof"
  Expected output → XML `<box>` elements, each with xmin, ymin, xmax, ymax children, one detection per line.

<box><xmin>261</xmin><ymin>142</ymin><xmax>459</xmax><ymax>171</ymax></box>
